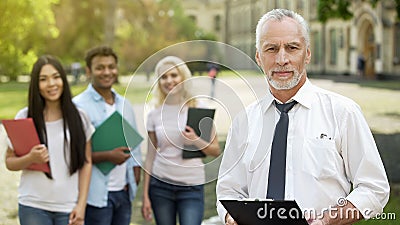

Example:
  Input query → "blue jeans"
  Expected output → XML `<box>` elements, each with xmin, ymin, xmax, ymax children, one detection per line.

<box><xmin>19</xmin><ymin>204</ymin><xmax>70</xmax><ymax>225</ymax></box>
<box><xmin>85</xmin><ymin>189</ymin><xmax>131</xmax><ymax>225</ymax></box>
<box><xmin>149</xmin><ymin>177</ymin><xmax>204</xmax><ymax>225</ymax></box>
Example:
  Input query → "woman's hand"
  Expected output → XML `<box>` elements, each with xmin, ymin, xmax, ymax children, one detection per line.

<box><xmin>68</xmin><ymin>204</ymin><xmax>85</xmax><ymax>225</ymax></box>
<box><xmin>28</xmin><ymin>144</ymin><xmax>49</xmax><ymax>164</ymax></box>
<box><xmin>182</xmin><ymin>126</ymin><xmax>199</xmax><ymax>142</ymax></box>
<box><xmin>141</xmin><ymin>196</ymin><xmax>153</xmax><ymax>221</ymax></box>
<box><xmin>182</xmin><ymin>126</ymin><xmax>209</xmax><ymax>149</ymax></box>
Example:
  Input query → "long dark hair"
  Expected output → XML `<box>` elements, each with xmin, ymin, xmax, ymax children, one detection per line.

<box><xmin>28</xmin><ymin>55</ymin><xmax>87</xmax><ymax>175</ymax></box>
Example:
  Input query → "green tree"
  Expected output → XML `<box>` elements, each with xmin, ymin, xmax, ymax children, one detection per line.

<box><xmin>0</xmin><ymin>0</ymin><xmax>214</xmax><ymax>77</ymax></box>
<box><xmin>46</xmin><ymin>0</ymin><xmax>106</xmax><ymax>65</ymax></box>
<box><xmin>44</xmin><ymin>0</ymin><xmax>207</xmax><ymax>74</ymax></box>
<box><xmin>318</xmin><ymin>0</ymin><xmax>400</xmax><ymax>22</ymax></box>
<box><xmin>317</xmin><ymin>0</ymin><xmax>353</xmax><ymax>23</ymax></box>
<box><xmin>0</xmin><ymin>0</ymin><xmax>59</xmax><ymax>79</ymax></box>
<box><xmin>112</xmin><ymin>0</ymin><xmax>213</xmax><ymax>74</ymax></box>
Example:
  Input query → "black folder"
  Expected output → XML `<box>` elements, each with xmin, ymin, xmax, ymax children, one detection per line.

<box><xmin>182</xmin><ymin>107</ymin><xmax>215</xmax><ymax>159</ymax></box>
<box><xmin>220</xmin><ymin>199</ymin><xmax>308</xmax><ymax>225</ymax></box>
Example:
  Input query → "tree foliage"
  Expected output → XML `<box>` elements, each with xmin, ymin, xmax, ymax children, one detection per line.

<box><xmin>318</xmin><ymin>0</ymin><xmax>400</xmax><ymax>23</ymax></box>
<box><xmin>0</xmin><ymin>0</ymin><xmax>211</xmax><ymax>78</ymax></box>
<box><xmin>0</xmin><ymin>0</ymin><xmax>59</xmax><ymax>78</ymax></box>
<box><xmin>113</xmin><ymin>0</ymin><xmax>215</xmax><ymax>74</ymax></box>
<box><xmin>396</xmin><ymin>0</ymin><xmax>400</xmax><ymax>20</ymax></box>
<box><xmin>371</xmin><ymin>0</ymin><xmax>400</xmax><ymax>20</ymax></box>
<box><xmin>317</xmin><ymin>0</ymin><xmax>353</xmax><ymax>23</ymax></box>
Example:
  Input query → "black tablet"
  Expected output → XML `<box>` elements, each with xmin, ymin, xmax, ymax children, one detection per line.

<box><xmin>220</xmin><ymin>199</ymin><xmax>308</xmax><ymax>225</ymax></box>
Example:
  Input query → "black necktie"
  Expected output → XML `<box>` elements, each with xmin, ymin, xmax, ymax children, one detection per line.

<box><xmin>266</xmin><ymin>100</ymin><xmax>297</xmax><ymax>200</ymax></box>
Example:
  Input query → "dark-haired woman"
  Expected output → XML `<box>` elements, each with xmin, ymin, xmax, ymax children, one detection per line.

<box><xmin>5</xmin><ymin>55</ymin><xmax>94</xmax><ymax>225</ymax></box>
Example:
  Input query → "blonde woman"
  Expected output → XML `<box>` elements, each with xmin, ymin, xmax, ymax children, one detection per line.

<box><xmin>141</xmin><ymin>56</ymin><xmax>220</xmax><ymax>225</ymax></box>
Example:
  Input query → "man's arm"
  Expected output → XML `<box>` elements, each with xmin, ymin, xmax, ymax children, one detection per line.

<box><xmin>133</xmin><ymin>166</ymin><xmax>141</xmax><ymax>185</ymax></box>
<box><xmin>91</xmin><ymin>147</ymin><xmax>130</xmax><ymax>164</ymax></box>
<box><xmin>336</xmin><ymin>103</ymin><xmax>390</xmax><ymax>220</ymax></box>
<box><xmin>216</xmin><ymin>113</ymin><xmax>249</xmax><ymax>223</ymax></box>
<box><xmin>310</xmin><ymin>200</ymin><xmax>362</xmax><ymax>225</ymax></box>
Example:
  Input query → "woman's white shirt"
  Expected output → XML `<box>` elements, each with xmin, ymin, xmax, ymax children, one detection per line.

<box><xmin>13</xmin><ymin>107</ymin><xmax>94</xmax><ymax>212</ymax></box>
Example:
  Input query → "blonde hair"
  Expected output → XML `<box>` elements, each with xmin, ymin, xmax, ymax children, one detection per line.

<box><xmin>153</xmin><ymin>56</ymin><xmax>196</xmax><ymax>107</ymax></box>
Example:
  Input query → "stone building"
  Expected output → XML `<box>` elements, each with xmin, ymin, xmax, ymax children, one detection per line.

<box><xmin>183</xmin><ymin>0</ymin><xmax>400</xmax><ymax>79</ymax></box>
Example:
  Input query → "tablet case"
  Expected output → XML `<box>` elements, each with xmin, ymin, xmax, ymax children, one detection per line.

<box><xmin>182</xmin><ymin>107</ymin><xmax>215</xmax><ymax>159</ymax></box>
<box><xmin>220</xmin><ymin>199</ymin><xmax>308</xmax><ymax>225</ymax></box>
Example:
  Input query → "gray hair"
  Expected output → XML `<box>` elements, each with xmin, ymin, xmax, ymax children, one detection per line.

<box><xmin>255</xmin><ymin>8</ymin><xmax>310</xmax><ymax>51</ymax></box>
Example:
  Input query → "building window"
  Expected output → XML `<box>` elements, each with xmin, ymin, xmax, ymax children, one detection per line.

<box><xmin>311</xmin><ymin>31</ymin><xmax>321</xmax><ymax>65</ymax></box>
<box><xmin>330</xmin><ymin>29</ymin><xmax>337</xmax><ymax>65</ymax></box>
<box><xmin>394</xmin><ymin>23</ymin><xmax>400</xmax><ymax>64</ymax></box>
<box><xmin>310</xmin><ymin>0</ymin><xmax>317</xmax><ymax>20</ymax></box>
<box><xmin>188</xmin><ymin>15</ymin><xmax>196</xmax><ymax>23</ymax></box>
<box><xmin>296</xmin><ymin>0</ymin><xmax>304</xmax><ymax>14</ymax></box>
<box><xmin>346</xmin><ymin>27</ymin><xmax>351</xmax><ymax>66</ymax></box>
<box><xmin>283</xmin><ymin>0</ymin><xmax>290</xmax><ymax>9</ymax></box>
<box><xmin>214</xmin><ymin>15</ymin><xmax>221</xmax><ymax>32</ymax></box>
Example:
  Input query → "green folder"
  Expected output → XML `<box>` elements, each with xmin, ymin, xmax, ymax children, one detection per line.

<box><xmin>91</xmin><ymin>111</ymin><xmax>143</xmax><ymax>175</ymax></box>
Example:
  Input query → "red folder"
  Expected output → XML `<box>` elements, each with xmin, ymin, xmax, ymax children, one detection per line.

<box><xmin>2</xmin><ymin>118</ymin><xmax>51</xmax><ymax>173</ymax></box>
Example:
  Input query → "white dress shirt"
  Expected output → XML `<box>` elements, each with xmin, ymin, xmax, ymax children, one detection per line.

<box><xmin>216</xmin><ymin>79</ymin><xmax>390</xmax><ymax>222</ymax></box>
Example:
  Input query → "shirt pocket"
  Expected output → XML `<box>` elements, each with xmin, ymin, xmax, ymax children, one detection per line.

<box><xmin>302</xmin><ymin>138</ymin><xmax>339</xmax><ymax>179</ymax></box>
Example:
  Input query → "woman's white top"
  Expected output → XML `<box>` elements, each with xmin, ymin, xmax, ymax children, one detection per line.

<box><xmin>12</xmin><ymin>107</ymin><xmax>94</xmax><ymax>212</ymax></box>
<box><xmin>146</xmin><ymin>103</ymin><xmax>205</xmax><ymax>185</ymax></box>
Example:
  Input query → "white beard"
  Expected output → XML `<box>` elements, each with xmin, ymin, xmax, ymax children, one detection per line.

<box><xmin>268</xmin><ymin>69</ymin><xmax>304</xmax><ymax>90</ymax></box>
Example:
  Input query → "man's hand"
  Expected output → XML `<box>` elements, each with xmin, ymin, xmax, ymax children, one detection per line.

<box><xmin>225</xmin><ymin>213</ymin><xmax>238</xmax><ymax>225</ymax></box>
<box><xmin>306</xmin><ymin>199</ymin><xmax>362</xmax><ymax>225</ymax></box>
<box><xmin>309</xmin><ymin>220</ymin><xmax>325</xmax><ymax>225</ymax></box>
<box><xmin>108</xmin><ymin>147</ymin><xmax>131</xmax><ymax>165</ymax></box>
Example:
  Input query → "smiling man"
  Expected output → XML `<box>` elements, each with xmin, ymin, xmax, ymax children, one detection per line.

<box><xmin>73</xmin><ymin>46</ymin><xmax>141</xmax><ymax>225</ymax></box>
<box><xmin>216</xmin><ymin>9</ymin><xmax>390</xmax><ymax>225</ymax></box>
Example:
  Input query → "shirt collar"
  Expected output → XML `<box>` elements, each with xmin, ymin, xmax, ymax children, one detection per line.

<box><xmin>86</xmin><ymin>83</ymin><xmax>118</xmax><ymax>103</ymax></box>
<box><xmin>292</xmin><ymin>78</ymin><xmax>314</xmax><ymax>109</ymax></box>
<box><xmin>262</xmin><ymin>78</ymin><xmax>314</xmax><ymax>113</ymax></box>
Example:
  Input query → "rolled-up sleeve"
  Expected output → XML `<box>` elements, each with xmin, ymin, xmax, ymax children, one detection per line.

<box><xmin>341</xmin><ymin>104</ymin><xmax>390</xmax><ymax>219</ymax></box>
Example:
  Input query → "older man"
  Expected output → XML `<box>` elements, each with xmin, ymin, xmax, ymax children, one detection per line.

<box><xmin>216</xmin><ymin>8</ymin><xmax>389</xmax><ymax>225</ymax></box>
